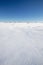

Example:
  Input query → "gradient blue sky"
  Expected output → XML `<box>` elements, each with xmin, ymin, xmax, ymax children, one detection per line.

<box><xmin>0</xmin><ymin>0</ymin><xmax>43</xmax><ymax>22</ymax></box>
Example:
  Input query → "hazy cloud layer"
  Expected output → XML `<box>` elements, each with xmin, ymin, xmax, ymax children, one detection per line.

<box><xmin>0</xmin><ymin>23</ymin><xmax>43</xmax><ymax>65</ymax></box>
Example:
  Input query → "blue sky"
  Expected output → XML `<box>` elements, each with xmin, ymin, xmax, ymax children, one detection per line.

<box><xmin>0</xmin><ymin>0</ymin><xmax>43</xmax><ymax>22</ymax></box>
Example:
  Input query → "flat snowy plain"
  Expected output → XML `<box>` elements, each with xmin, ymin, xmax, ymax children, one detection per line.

<box><xmin>0</xmin><ymin>23</ymin><xmax>43</xmax><ymax>65</ymax></box>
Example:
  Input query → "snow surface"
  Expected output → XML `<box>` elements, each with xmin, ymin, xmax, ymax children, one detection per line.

<box><xmin>0</xmin><ymin>23</ymin><xmax>43</xmax><ymax>65</ymax></box>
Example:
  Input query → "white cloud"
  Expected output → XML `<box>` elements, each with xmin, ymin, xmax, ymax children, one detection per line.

<box><xmin>0</xmin><ymin>23</ymin><xmax>43</xmax><ymax>65</ymax></box>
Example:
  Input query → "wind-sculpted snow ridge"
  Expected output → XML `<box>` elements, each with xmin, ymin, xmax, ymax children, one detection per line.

<box><xmin>0</xmin><ymin>23</ymin><xmax>43</xmax><ymax>65</ymax></box>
